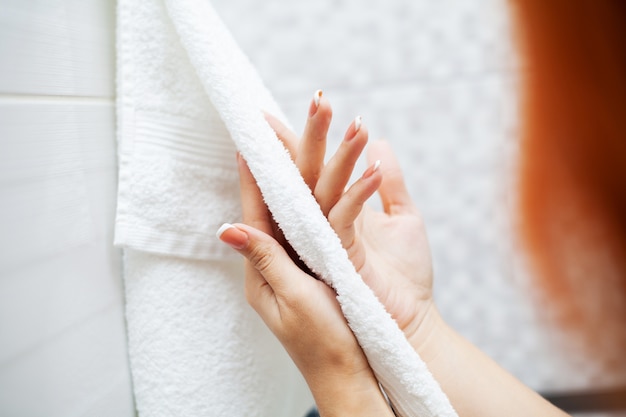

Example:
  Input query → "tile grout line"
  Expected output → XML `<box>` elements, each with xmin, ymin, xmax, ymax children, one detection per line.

<box><xmin>0</xmin><ymin>94</ymin><xmax>115</xmax><ymax>105</ymax></box>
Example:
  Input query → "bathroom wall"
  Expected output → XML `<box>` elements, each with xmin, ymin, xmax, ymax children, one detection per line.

<box><xmin>0</xmin><ymin>1</ymin><xmax>135</xmax><ymax>416</ymax></box>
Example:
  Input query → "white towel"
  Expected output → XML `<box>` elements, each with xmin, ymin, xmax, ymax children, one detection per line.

<box><xmin>115</xmin><ymin>1</ymin><xmax>311</xmax><ymax>416</ymax></box>
<box><xmin>116</xmin><ymin>0</ymin><xmax>457</xmax><ymax>416</ymax></box>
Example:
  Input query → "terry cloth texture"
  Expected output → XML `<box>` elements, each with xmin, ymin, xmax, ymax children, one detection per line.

<box><xmin>115</xmin><ymin>1</ymin><xmax>311</xmax><ymax>416</ymax></box>
<box><xmin>115</xmin><ymin>0</ymin><xmax>457</xmax><ymax>416</ymax></box>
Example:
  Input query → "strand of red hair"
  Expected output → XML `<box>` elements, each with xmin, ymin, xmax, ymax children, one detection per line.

<box><xmin>511</xmin><ymin>0</ymin><xmax>626</xmax><ymax>362</ymax></box>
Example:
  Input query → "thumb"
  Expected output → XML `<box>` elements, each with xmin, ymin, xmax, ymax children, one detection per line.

<box><xmin>216</xmin><ymin>222</ymin><xmax>302</xmax><ymax>295</ymax></box>
<box><xmin>368</xmin><ymin>140</ymin><xmax>414</xmax><ymax>215</ymax></box>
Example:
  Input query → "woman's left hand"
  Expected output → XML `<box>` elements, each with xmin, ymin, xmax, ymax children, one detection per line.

<box><xmin>217</xmin><ymin>152</ymin><xmax>393</xmax><ymax>417</ymax></box>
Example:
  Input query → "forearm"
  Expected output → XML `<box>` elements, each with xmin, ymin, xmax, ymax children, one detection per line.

<box><xmin>411</xmin><ymin>307</ymin><xmax>568</xmax><ymax>417</ymax></box>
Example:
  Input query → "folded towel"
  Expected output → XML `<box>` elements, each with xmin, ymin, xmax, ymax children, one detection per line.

<box><xmin>115</xmin><ymin>0</ymin><xmax>311</xmax><ymax>416</ymax></box>
<box><xmin>117</xmin><ymin>0</ymin><xmax>457</xmax><ymax>415</ymax></box>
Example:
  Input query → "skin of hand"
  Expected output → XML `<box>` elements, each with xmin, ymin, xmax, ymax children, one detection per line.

<box><xmin>260</xmin><ymin>91</ymin><xmax>569</xmax><ymax>417</ymax></box>
<box><xmin>217</xmin><ymin>153</ymin><xmax>394</xmax><ymax>415</ymax></box>
<box><xmin>265</xmin><ymin>92</ymin><xmax>439</xmax><ymax>354</ymax></box>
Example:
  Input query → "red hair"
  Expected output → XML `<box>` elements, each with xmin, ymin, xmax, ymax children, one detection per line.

<box><xmin>511</xmin><ymin>1</ymin><xmax>626</xmax><ymax>357</ymax></box>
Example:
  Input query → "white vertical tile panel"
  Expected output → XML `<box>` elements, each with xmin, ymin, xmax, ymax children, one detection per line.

<box><xmin>0</xmin><ymin>101</ymin><xmax>116</xmax><ymax>271</ymax></box>
<box><xmin>0</xmin><ymin>0</ymin><xmax>135</xmax><ymax>404</ymax></box>
<box><xmin>0</xmin><ymin>99</ymin><xmax>134</xmax><ymax>416</ymax></box>
<box><xmin>0</xmin><ymin>305</ymin><xmax>134</xmax><ymax>417</ymax></box>
<box><xmin>0</xmin><ymin>0</ymin><xmax>115</xmax><ymax>97</ymax></box>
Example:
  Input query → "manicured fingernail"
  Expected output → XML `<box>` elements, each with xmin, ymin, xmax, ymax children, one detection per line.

<box><xmin>362</xmin><ymin>160</ymin><xmax>381</xmax><ymax>179</ymax></box>
<box><xmin>309</xmin><ymin>89</ymin><xmax>323</xmax><ymax>117</ymax></box>
<box><xmin>354</xmin><ymin>115</ymin><xmax>362</xmax><ymax>133</ymax></box>
<box><xmin>314</xmin><ymin>89</ymin><xmax>322</xmax><ymax>106</ymax></box>
<box><xmin>346</xmin><ymin>115</ymin><xmax>363</xmax><ymax>142</ymax></box>
<box><xmin>216</xmin><ymin>223</ymin><xmax>248</xmax><ymax>249</ymax></box>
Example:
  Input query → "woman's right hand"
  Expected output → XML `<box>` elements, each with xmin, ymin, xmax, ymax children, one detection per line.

<box><xmin>263</xmin><ymin>91</ymin><xmax>569</xmax><ymax>417</ymax></box>
<box><xmin>266</xmin><ymin>92</ymin><xmax>441</xmax><ymax>353</ymax></box>
<box><xmin>329</xmin><ymin>139</ymin><xmax>440</xmax><ymax>351</ymax></box>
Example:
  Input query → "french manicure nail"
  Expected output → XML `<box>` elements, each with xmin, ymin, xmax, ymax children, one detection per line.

<box><xmin>345</xmin><ymin>115</ymin><xmax>363</xmax><ymax>142</ymax></box>
<box><xmin>309</xmin><ymin>89</ymin><xmax>323</xmax><ymax>117</ymax></box>
<box><xmin>362</xmin><ymin>160</ymin><xmax>381</xmax><ymax>179</ymax></box>
<box><xmin>354</xmin><ymin>115</ymin><xmax>362</xmax><ymax>132</ymax></box>
<box><xmin>216</xmin><ymin>223</ymin><xmax>248</xmax><ymax>249</ymax></box>
<box><xmin>314</xmin><ymin>89</ymin><xmax>322</xmax><ymax>107</ymax></box>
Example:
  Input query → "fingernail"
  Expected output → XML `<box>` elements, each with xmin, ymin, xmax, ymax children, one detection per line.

<box><xmin>362</xmin><ymin>160</ymin><xmax>381</xmax><ymax>179</ymax></box>
<box><xmin>309</xmin><ymin>89</ymin><xmax>323</xmax><ymax>117</ymax></box>
<box><xmin>346</xmin><ymin>115</ymin><xmax>362</xmax><ymax>141</ymax></box>
<box><xmin>216</xmin><ymin>223</ymin><xmax>248</xmax><ymax>250</ymax></box>
<box><xmin>354</xmin><ymin>115</ymin><xmax>362</xmax><ymax>132</ymax></box>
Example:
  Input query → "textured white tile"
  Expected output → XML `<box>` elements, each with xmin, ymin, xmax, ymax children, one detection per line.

<box><xmin>0</xmin><ymin>97</ymin><xmax>130</xmax><ymax>416</ymax></box>
<box><xmin>0</xmin><ymin>237</ymin><xmax>123</xmax><ymax>365</ymax></box>
<box><xmin>213</xmin><ymin>0</ymin><xmax>517</xmax><ymax>99</ymax></box>
<box><xmin>0</xmin><ymin>0</ymin><xmax>115</xmax><ymax>97</ymax></box>
<box><xmin>0</xmin><ymin>306</ymin><xmax>134</xmax><ymax>417</ymax></box>
<box><xmin>0</xmin><ymin>101</ymin><xmax>116</xmax><ymax>271</ymax></box>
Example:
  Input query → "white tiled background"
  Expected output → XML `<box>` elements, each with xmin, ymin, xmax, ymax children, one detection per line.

<box><xmin>0</xmin><ymin>1</ymin><xmax>134</xmax><ymax>416</ymax></box>
<box><xmin>1</xmin><ymin>0</ymin><xmax>624</xmax><ymax>416</ymax></box>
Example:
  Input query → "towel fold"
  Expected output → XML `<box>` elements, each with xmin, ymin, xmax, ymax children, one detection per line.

<box><xmin>116</xmin><ymin>0</ymin><xmax>457</xmax><ymax>415</ymax></box>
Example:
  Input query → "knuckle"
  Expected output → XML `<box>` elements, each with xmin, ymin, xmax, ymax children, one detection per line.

<box><xmin>327</xmin><ymin>208</ymin><xmax>341</xmax><ymax>228</ymax></box>
<box><xmin>328</xmin><ymin>208</ymin><xmax>351</xmax><ymax>235</ymax></box>
<box><xmin>248</xmin><ymin>241</ymin><xmax>278</xmax><ymax>275</ymax></box>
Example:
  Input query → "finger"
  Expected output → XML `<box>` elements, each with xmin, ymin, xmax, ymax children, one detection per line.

<box><xmin>328</xmin><ymin>160</ymin><xmax>382</xmax><ymax>250</ymax></box>
<box><xmin>315</xmin><ymin>116</ymin><xmax>368</xmax><ymax>215</ymax></box>
<box><xmin>216</xmin><ymin>222</ymin><xmax>310</xmax><ymax>316</ymax></box>
<box><xmin>368</xmin><ymin>140</ymin><xmax>414</xmax><ymax>215</ymax></box>
<box><xmin>264</xmin><ymin>112</ymin><xmax>299</xmax><ymax>160</ymax></box>
<box><xmin>237</xmin><ymin>153</ymin><xmax>273</xmax><ymax>234</ymax></box>
<box><xmin>215</xmin><ymin>222</ymin><xmax>280</xmax><ymax>326</ymax></box>
<box><xmin>297</xmin><ymin>90</ymin><xmax>332</xmax><ymax>190</ymax></box>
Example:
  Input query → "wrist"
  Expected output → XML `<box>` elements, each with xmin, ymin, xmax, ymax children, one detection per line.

<box><xmin>307</xmin><ymin>367</ymin><xmax>394</xmax><ymax>417</ymax></box>
<box><xmin>405</xmin><ymin>302</ymin><xmax>462</xmax><ymax>389</ymax></box>
<box><xmin>405</xmin><ymin>301</ymin><xmax>448</xmax><ymax>360</ymax></box>
<box><xmin>406</xmin><ymin>304</ymin><xmax>470</xmax><ymax>402</ymax></box>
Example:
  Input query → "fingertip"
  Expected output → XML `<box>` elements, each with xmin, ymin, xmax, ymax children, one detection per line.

<box><xmin>231</xmin><ymin>223</ymin><xmax>275</xmax><ymax>248</ymax></box>
<box><xmin>310</xmin><ymin>94</ymin><xmax>333</xmax><ymax>125</ymax></box>
<box><xmin>367</xmin><ymin>141</ymin><xmax>414</xmax><ymax>215</ymax></box>
<box><xmin>354</xmin><ymin>115</ymin><xmax>362</xmax><ymax>132</ymax></box>
<box><xmin>263</xmin><ymin>112</ymin><xmax>287</xmax><ymax>133</ymax></box>
<box><xmin>362</xmin><ymin>159</ymin><xmax>381</xmax><ymax>179</ymax></box>
<box><xmin>218</xmin><ymin>222</ymin><xmax>268</xmax><ymax>253</ymax></box>
<box><xmin>263</xmin><ymin>111</ymin><xmax>278</xmax><ymax>125</ymax></box>
<box><xmin>313</xmin><ymin>89</ymin><xmax>323</xmax><ymax>107</ymax></box>
<box><xmin>318</xmin><ymin>98</ymin><xmax>333</xmax><ymax>122</ymax></box>
<box><xmin>217</xmin><ymin>223</ymin><xmax>249</xmax><ymax>250</ymax></box>
<box><xmin>344</xmin><ymin>117</ymin><xmax>369</xmax><ymax>144</ymax></box>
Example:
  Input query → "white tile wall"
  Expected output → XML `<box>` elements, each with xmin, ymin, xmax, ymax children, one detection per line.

<box><xmin>0</xmin><ymin>1</ymin><xmax>134</xmax><ymax>416</ymax></box>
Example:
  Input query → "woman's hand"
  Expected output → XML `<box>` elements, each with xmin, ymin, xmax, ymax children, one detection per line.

<box><xmin>266</xmin><ymin>91</ymin><xmax>439</xmax><ymax>354</ymax></box>
<box><xmin>219</xmin><ymin>90</ymin><xmax>567</xmax><ymax>417</ymax></box>
<box><xmin>217</xmin><ymin>151</ymin><xmax>393</xmax><ymax>416</ymax></box>
<box><xmin>260</xmin><ymin>91</ymin><xmax>569</xmax><ymax>417</ymax></box>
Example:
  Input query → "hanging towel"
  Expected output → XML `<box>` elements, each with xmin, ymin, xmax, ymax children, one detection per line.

<box><xmin>115</xmin><ymin>1</ymin><xmax>311</xmax><ymax>416</ymax></box>
<box><xmin>115</xmin><ymin>0</ymin><xmax>457</xmax><ymax>416</ymax></box>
